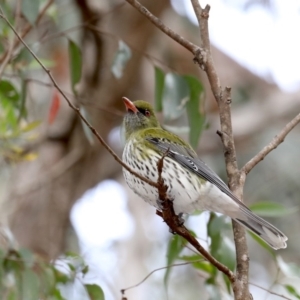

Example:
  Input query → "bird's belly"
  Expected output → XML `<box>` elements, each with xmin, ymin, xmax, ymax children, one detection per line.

<box><xmin>122</xmin><ymin>144</ymin><xmax>203</xmax><ymax>214</ymax></box>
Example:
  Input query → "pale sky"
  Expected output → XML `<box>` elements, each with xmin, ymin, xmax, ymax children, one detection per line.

<box><xmin>174</xmin><ymin>0</ymin><xmax>300</xmax><ymax>92</ymax></box>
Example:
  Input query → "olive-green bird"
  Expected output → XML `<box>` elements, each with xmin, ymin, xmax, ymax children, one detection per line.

<box><xmin>122</xmin><ymin>97</ymin><xmax>287</xmax><ymax>250</ymax></box>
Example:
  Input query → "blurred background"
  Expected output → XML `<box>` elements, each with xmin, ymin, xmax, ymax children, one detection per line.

<box><xmin>0</xmin><ymin>0</ymin><xmax>300</xmax><ymax>299</ymax></box>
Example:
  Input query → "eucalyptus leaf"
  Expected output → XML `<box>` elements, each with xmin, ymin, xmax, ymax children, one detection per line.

<box><xmin>111</xmin><ymin>40</ymin><xmax>131</xmax><ymax>79</ymax></box>
<box><xmin>154</xmin><ymin>66</ymin><xmax>165</xmax><ymax>112</ymax></box>
<box><xmin>164</xmin><ymin>235</ymin><xmax>187</xmax><ymax>285</ymax></box>
<box><xmin>162</xmin><ymin>73</ymin><xmax>189</xmax><ymax>122</ymax></box>
<box><xmin>285</xmin><ymin>285</ymin><xmax>300</xmax><ymax>299</ymax></box>
<box><xmin>277</xmin><ymin>256</ymin><xmax>300</xmax><ymax>278</ymax></box>
<box><xmin>0</xmin><ymin>80</ymin><xmax>19</xmax><ymax>103</ymax></box>
<box><xmin>184</xmin><ymin>75</ymin><xmax>205</xmax><ymax>149</ymax></box>
<box><xmin>68</xmin><ymin>40</ymin><xmax>82</xmax><ymax>93</ymax></box>
<box><xmin>249</xmin><ymin>201</ymin><xmax>297</xmax><ymax>217</ymax></box>
<box><xmin>22</xmin><ymin>0</ymin><xmax>39</xmax><ymax>24</ymax></box>
<box><xmin>85</xmin><ymin>284</ymin><xmax>105</xmax><ymax>300</ymax></box>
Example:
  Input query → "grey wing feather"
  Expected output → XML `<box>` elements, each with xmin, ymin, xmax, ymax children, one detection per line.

<box><xmin>146</xmin><ymin>137</ymin><xmax>288</xmax><ymax>249</ymax></box>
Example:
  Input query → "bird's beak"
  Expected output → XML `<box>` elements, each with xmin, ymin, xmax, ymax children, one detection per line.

<box><xmin>122</xmin><ymin>97</ymin><xmax>138</xmax><ymax>114</ymax></box>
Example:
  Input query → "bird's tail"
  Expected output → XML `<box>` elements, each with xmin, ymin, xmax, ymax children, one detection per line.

<box><xmin>234</xmin><ymin>205</ymin><xmax>288</xmax><ymax>250</ymax></box>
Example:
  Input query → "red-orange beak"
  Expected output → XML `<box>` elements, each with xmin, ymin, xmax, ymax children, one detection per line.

<box><xmin>122</xmin><ymin>97</ymin><xmax>138</xmax><ymax>113</ymax></box>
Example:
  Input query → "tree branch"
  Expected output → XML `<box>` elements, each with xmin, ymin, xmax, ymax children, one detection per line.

<box><xmin>125</xmin><ymin>0</ymin><xmax>250</xmax><ymax>298</ymax></box>
<box><xmin>241</xmin><ymin>112</ymin><xmax>300</xmax><ymax>177</ymax></box>
<box><xmin>0</xmin><ymin>0</ymin><xmax>54</xmax><ymax>73</ymax></box>
<box><xmin>155</xmin><ymin>152</ymin><xmax>236</xmax><ymax>284</ymax></box>
<box><xmin>125</xmin><ymin>0</ymin><xmax>199</xmax><ymax>54</ymax></box>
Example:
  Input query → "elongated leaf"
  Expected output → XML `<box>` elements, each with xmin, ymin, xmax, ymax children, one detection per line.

<box><xmin>21</xmin><ymin>121</ymin><xmax>41</xmax><ymax>132</ymax></box>
<box><xmin>249</xmin><ymin>201</ymin><xmax>297</xmax><ymax>217</ymax></box>
<box><xmin>111</xmin><ymin>40</ymin><xmax>131</xmax><ymax>79</ymax></box>
<box><xmin>207</xmin><ymin>213</ymin><xmax>222</xmax><ymax>257</ymax></box>
<box><xmin>21</xmin><ymin>268</ymin><xmax>40</xmax><ymax>300</ymax></box>
<box><xmin>22</xmin><ymin>0</ymin><xmax>39</xmax><ymax>24</ymax></box>
<box><xmin>68</xmin><ymin>40</ymin><xmax>82</xmax><ymax>93</ymax></box>
<box><xmin>180</xmin><ymin>255</ymin><xmax>213</xmax><ymax>274</ymax></box>
<box><xmin>163</xmin><ymin>73</ymin><xmax>189</xmax><ymax>122</ymax></box>
<box><xmin>0</xmin><ymin>80</ymin><xmax>19</xmax><ymax>102</ymax></box>
<box><xmin>154</xmin><ymin>66</ymin><xmax>165</xmax><ymax>112</ymax></box>
<box><xmin>164</xmin><ymin>235</ymin><xmax>187</xmax><ymax>285</ymax></box>
<box><xmin>277</xmin><ymin>256</ymin><xmax>300</xmax><ymax>277</ymax></box>
<box><xmin>18</xmin><ymin>75</ymin><xmax>27</xmax><ymax>121</ymax></box>
<box><xmin>184</xmin><ymin>75</ymin><xmax>205</xmax><ymax>149</ymax></box>
<box><xmin>85</xmin><ymin>284</ymin><xmax>105</xmax><ymax>300</ymax></box>
<box><xmin>285</xmin><ymin>285</ymin><xmax>300</xmax><ymax>299</ymax></box>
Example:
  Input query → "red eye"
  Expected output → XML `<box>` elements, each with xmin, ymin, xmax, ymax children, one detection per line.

<box><xmin>145</xmin><ymin>109</ymin><xmax>150</xmax><ymax>117</ymax></box>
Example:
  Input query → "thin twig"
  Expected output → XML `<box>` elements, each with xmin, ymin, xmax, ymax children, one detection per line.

<box><xmin>155</xmin><ymin>152</ymin><xmax>235</xmax><ymax>283</ymax></box>
<box><xmin>125</xmin><ymin>0</ymin><xmax>199</xmax><ymax>54</ymax></box>
<box><xmin>0</xmin><ymin>10</ymin><xmax>159</xmax><ymax>190</ymax></box>
<box><xmin>121</xmin><ymin>260</ymin><xmax>204</xmax><ymax>294</ymax></box>
<box><xmin>241</xmin><ymin>112</ymin><xmax>300</xmax><ymax>177</ymax></box>
<box><xmin>0</xmin><ymin>0</ymin><xmax>54</xmax><ymax>64</ymax></box>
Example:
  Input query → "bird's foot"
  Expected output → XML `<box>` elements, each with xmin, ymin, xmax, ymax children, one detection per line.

<box><xmin>177</xmin><ymin>213</ymin><xmax>185</xmax><ymax>226</ymax></box>
<box><xmin>156</xmin><ymin>198</ymin><xmax>169</xmax><ymax>211</ymax></box>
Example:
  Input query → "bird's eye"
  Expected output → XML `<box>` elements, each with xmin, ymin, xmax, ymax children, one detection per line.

<box><xmin>145</xmin><ymin>109</ymin><xmax>150</xmax><ymax>117</ymax></box>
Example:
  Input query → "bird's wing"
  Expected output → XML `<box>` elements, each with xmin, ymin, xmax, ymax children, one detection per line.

<box><xmin>146</xmin><ymin>136</ymin><xmax>242</xmax><ymax>204</ymax></box>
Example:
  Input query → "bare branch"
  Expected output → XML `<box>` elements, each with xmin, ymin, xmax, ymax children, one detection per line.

<box><xmin>155</xmin><ymin>152</ymin><xmax>235</xmax><ymax>283</ymax></box>
<box><xmin>121</xmin><ymin>259</ymin><xmax>204</xmax><ymax>294</ymax></box>
<box><xmin>0</xmin><ymin>10</ymin><xmax>159</xmax><ymax>190</ymax></box>
<box><xmin>125</xmin><ymin>0</ymin><xmax>198</xmax><ymax>54</ymax></box>
<box><xmin>0</xmin><ymin>0</ymin><xmax>54</xmax><ymax>66</ymax></box>
<box><xmin>241</xmin><ymin>112</ymin><xmax>300</xmax><ymax>177</ymax></box>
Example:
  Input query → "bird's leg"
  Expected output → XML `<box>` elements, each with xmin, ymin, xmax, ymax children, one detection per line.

<box><xmin>177</xmin><ymin>213</ymin><xmax>185</xmax><ymax>226</ymax></box>
<box><xmin>156</xmin><ymin>198</ymin><xmax>169</xmax><ymax>211</ymax></box>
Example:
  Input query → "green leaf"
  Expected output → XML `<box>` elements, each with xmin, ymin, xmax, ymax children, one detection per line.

<box><xmin>28</xmin><ymin>58</ymin><xmax>55</xmax><ymax>69</ymax></box>
<box><xmin>80</xmin><ymin>106</ymin><xmax>94</xmax><ymax>145</ymax></box>
<box><xmin>68</xmin><ymin>40</ymin><xmax>82</xmax><ymax>93</ymax></box>
<box><xmin>164</xmin><ymin>235</ymin><xmax>187</xmax><ymax>285</ymax></box>
<box><xmin>111</xmin><ymin>40</ymin><xmax>131</xmax><ymax>79</ymax></box>
<box><xmin>22</xmin><ymin>0</ymin><xmax>39</xmax><ymax>24</ymax></box>
<box><xmin>285</xmin><ymin>285</ymin><xmax>300</xmax><ymax>299</ymax></box>
<box><xmin>154</xmin><ymin>66</ymin><xmax>165</xmax><ymax>112</ymax></box>
<box><xmin>162</xmin><ymin>73</ymin><xmax>189</xmax><ymax>122</ymax></box>
<box><xmin>277</xmin><ymin>256</ymin><xmax>300</xmax><ymax>277</ymax></box>
<box><xmin>249</xmin><ymin>201</ymin><xmax>298</xmax><ymax>217</ymax></box>
<box><xmin>207</xmin><ymin>214</ymin><xmax>235</xmax><ymax>277</ymax></box>
<box><xmin>218</xmin><ymin>237</ymin><xmax>235</xmax><ymax>272</ymax></box>
<box><xmin>205</xmin><ymin>283</ymin><xmax>222</xmax><ymax>300</ymax></box>
<box><xmin>248</xmin><ymin>232</ymin><xmax>275</xmax><ymax>257</ymax></box>
<box><xmin>21</xmin><ymin>121</ymin><xmax>41</xmax><ymax>132</ymax></box>
<box><xmin>21</xmin><ymin>268</ymin><xmax>40</xmax><ymax>300</ymax></box>
<box><xmin>18</xmin><ymin>75</ymin><xmax>28</xmax><ymax>122</ymax></box>
<box><xmin>19</xmin><ymin>248</ymin><xmax>35</xmax><ymax>268</ymax></box>
<box><xmin>82</xmin><ymin>265</ymin><xmax>89</xmax><ymax>275</ymax></box>
<box><xmin>85</xmin><ymin>284</ymin><xmax>105</xmax><ymax>300</ymax></box>
<box><xmin>184</xmin><ymin>75</ymin><xmax>205</xmax><ymax>149</ymax></box>
<box><xmin>180</xmin><ymin>255</ymin><xmax>213</xmax><ymax>274</ymax></box>
<box><xmin>207</xmin><ymin>213</ymin><xmax>223</xmax><ymax>257</ymax></box>
<box><xmin>0</xmin><ymin>80</ymin><xmax>19</xmax><ymax>103</ymax></box>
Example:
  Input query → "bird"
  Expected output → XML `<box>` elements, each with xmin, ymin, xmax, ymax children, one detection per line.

<box><xmin>121</xmin><ymin>97</ymin><xmax>288</xmax><ymax>250</ymax></box>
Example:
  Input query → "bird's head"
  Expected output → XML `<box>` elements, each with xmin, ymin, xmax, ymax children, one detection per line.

<box><xmin>122</xmin><ymin>97</ymin><xmax>160</xmax><ymax>140</ymax></box>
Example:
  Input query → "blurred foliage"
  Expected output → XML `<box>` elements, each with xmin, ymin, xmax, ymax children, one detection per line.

<box><xmin>0</xmin><ymin>248</ymin><xmax>105</xmax><ymax>300</ymax></box>
<box><xmin>0</xmin><ymin>0</ymin><xmax>299</xmax><ymax>299</ymax></box>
